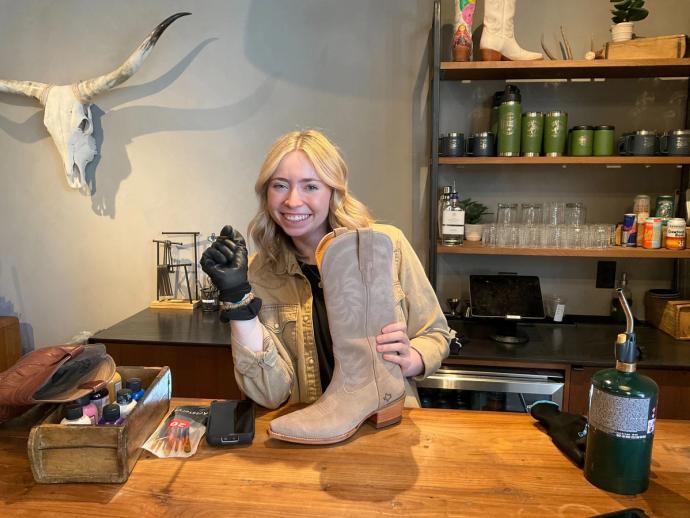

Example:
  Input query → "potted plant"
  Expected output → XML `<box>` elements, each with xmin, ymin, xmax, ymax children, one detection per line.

<box><xmin>610</xmin><ymin>0</ymin><xmax>648</xmax><ymax>42</ymax></box>
<box><xmin>459</xmin><ymin>198</ymin><xmax>491</xmax><ymax>241</ymax></box>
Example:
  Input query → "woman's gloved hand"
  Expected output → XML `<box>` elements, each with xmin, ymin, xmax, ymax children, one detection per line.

<box><xmin>200</xmin><ymin>225</ymin><xmax>251</xmax><ymax>302</ymax></box>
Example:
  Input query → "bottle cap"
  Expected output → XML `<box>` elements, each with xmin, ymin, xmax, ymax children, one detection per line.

<box><xmin>126</xmin><ymin>378</ymin><xmax>142</xmax><ymax>392</ymax></box>
<box><xmin>73</xmin><ymin>394</ymin><xmax>92</xmax><ymax>406</ymax></box>
<box><xmin>492</xmin><ymin>90</ymin><xmax>505</xmax><ymax>107</ymax></box>
<box><xmin>117</xmin><ymin>389</ymin><xmax>133</xmax><ymax>404</ymax></box>
<box><xmin>89</xmin><ymin>388</ymin><xmax>109</xmax><ymax>400</ymax></box>
<box><xmin>64</xmin><ymin>403</ymin><xmax>84</xmax><ymax>421</ymax></box>
<box><xmin>102</xmin><ymin>404</ymin><xmax>121</xmax><ymax>422</ymax></box>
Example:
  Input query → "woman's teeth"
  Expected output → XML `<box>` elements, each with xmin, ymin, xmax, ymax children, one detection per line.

<box><xmin>284</xmin><ymin>214</ymin><xmax>310</xmax><ymax>222</ymax></box>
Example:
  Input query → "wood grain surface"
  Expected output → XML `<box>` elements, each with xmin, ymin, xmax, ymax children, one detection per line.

<box><xmin>1</xmin><ymin>398</ymin><xmax>689</xmax><ymax>517</ymax></box>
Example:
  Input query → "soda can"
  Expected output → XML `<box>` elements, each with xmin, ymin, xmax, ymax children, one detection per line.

<box><xmin>666</xmin><ymin>218</ymin><xmax>686</xmax><ymax>250</ymax></box>
<box><xmin>622</xmin><ymin>213</ymin><xmax>637</xmax><ymax>247</ymax></box>
<box><xmin>643</xmin><ymin>218</ymin><xmax>662</xmax><ymax>249</ymax></box>
<box><xmin>654</xmin><ymin>195</ymin><xmax>674</xmax><ymax>218</ymax></box>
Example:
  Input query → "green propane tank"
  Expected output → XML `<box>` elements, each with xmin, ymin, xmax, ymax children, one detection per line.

<box><xmin>584</xmin><ymin>289</ymin><xmax>659</xmax><ymax>495</ymax></box>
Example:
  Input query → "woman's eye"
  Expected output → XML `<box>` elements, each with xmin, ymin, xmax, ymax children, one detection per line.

<box><xmin>305</xmin><ymin>184</ymin><xmax>319</xmax><ymax>192</ymax></box>
<box><xmin>271</xmin><ymin>183</ymin><xmax>287</xmax><ymax>191</ymax></box>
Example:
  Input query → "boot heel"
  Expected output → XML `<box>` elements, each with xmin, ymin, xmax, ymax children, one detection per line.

<box><xmin>480</xmin><ymin>48</ymin><xmax>506</xmax><ymax>61</ymax></box>
<box><xmin>368</xmin><ymin>397</ymin><xmax>404</xmax><ymax>429</ymax></box>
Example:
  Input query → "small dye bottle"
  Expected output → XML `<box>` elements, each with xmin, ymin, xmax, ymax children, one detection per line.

<box><xmin>89</xmin><ymin>388</ymin><xmax>110</xmax><ymax>420</ymax></box>
<box><xmin>60</xmin><ymin>404</ymin><xmax>92</xmax><ymax>426</ymax></box>
<box><xmin>73</xmin><ymin>394</ymin><xmax>98</xmax><ymax>424</ymax></box>
<box><xmin>116</xmin><ymin>389</ymin><xmax>137</xmax><ymax>419</ymax></box>
<box><xmin>125</xmin><ymin>378</ymin><xmax>145</xmax><ymax>401</ymax></box>
<box><xmin>98</xmin><ymin>404</ymin><xmax>124</xmax><ymax>426</ymax></box>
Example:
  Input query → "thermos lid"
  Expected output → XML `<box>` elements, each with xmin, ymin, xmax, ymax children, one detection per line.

<box><xmin>572</xmin><ymin>125</ymin><xmax>594</xmax><ymax>131</ymax></box>
<box><xmin>501</xmin><ymin>84</ymin><xmax>521</xmax><ymax>103</ymax></box>
<box><xmin>595</xmin><ymin>125</ymin><xmax>615</xmax><ymax>130</ymax></box>
<box><xmin>492</xmin><ymin>90</ymin><xmax>505</xmax><ymax>107</ymax></box>
<box><xmin>635</xmin><ymin>129</ymin><xmax>657</xmax><ymax>135</ymax></box>
<box><xmin>523</xmin><ymin>111</ymin><xmax>543</xmax><ymax>117</ymax></box>
<box><xmin>102</xmin><ymin>404</ymin><xmax>121</xmax><ymax>421</ymax></box>
<box><xmin>545</xmin><ymin>110</ymin><xmax>567</xmax><ymax>116</ymax></box>
<box><xmin>472</xmin><ymin>131</ymin><xmax>494</xmax><ymax>137</ymax></box>
<box><xmin>64</xmin><ymin>403</ymin><xmax>84</xmax><ymax>421</ymax></box>
<box><xmin>669</xmin><ymin>129</ymin><xmax>690</xmax><ymax>135</ymax></box>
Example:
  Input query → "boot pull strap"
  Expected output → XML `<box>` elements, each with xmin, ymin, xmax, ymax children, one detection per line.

<box><xmin>356</xmin><ymin>228</ymin><xmax>374</xmax><ymax>282</ymax></box>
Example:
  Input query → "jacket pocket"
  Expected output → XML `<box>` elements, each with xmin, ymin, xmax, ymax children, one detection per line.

<box><xmin>259</xmin><ymin>305</ymin><xmax>299</xmax><ymax>360</ymax></box>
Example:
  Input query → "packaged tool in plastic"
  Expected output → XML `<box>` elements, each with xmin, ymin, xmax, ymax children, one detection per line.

<box><xmin>143</xmin><ymin>405</ymin><xmax>209</xmax><ymax>458</ymax></box>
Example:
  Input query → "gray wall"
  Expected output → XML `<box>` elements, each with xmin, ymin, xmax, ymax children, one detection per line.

<box><xmin>1</xmin><ymin>0</ymin><xmax>689</xmax><ymax>349</ymax></box>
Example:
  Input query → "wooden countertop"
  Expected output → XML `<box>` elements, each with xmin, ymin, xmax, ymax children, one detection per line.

<box><xmin>1</xmin><ymin>398</ymin><xmax>689</xmax><ymax>517</ymax></box>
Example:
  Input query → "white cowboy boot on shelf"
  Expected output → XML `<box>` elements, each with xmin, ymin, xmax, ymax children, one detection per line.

<box><xmin>268</xmin><ymin>228</ymin><xmax>405</xmax><ymax>445</ymax></box>
<box><xmin>479</xmin><ymin>0</ymin><xmax>542</xmax><ymax>61</ymax></box>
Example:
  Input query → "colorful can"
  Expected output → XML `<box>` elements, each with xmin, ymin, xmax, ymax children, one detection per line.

<box><xmin>643</xmin><ymin>218</ymin><xmax>662</xmax><ymax>249</ymax></box>
<box><xmin>622</xmin><ymin>213</ymin><xmax>637</xmax><ymax>247</ymax></box>
<box><xmin>666</xmin><ymin>218</ymin><xmax>687</xmax><ymax>250</ymax></box>
<box><xmin>654</xmin><ymin>195</ymin><xmax>674</xmax><ymax>218</ymax></box>
<box><xmin>636</xmin><ymin>215</ymin><xmax>647</xmax><ymax>247</ymax></box>
<box><xmin>633</xmin><ymin>194</ymin><xmax>651</xmax><ymax>215</ymax></box>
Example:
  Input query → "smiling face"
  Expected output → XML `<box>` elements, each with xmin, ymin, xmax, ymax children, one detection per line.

<box><xmin>267</xmin><ymin>150</ymin><xmax>333</xmax><ymax>254</ymax></box>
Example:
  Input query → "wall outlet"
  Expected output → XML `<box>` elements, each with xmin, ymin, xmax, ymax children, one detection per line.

<box><xmin>596</xmin><ymin>261</ymin><xmax>616</xmax><ymax>289</ymax></box>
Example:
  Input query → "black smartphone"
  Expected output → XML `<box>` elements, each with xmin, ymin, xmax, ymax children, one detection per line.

<box><xmin>206</xmin><ymin>399</ymin><xmax>255</xmax><ymax>447</ymax></box>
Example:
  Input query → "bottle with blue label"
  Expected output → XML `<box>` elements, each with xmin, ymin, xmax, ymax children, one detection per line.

<box><xmin>125</xmin><ymin>378</ymin><xmax>146</xmax><ymax>401</ymax></box>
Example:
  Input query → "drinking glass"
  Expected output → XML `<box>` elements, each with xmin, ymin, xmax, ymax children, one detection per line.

<box><xmin>497</xmin><ymin>224</ymin><xmax>519</xmax><ymax>247</ymax></box>
<box><xmin>567</xmin><ymin>225</ymin><xmax>588</xmax><ymax>248</ymax></box>
<box><xmin>565</xmin><ymin>202</ymin><xmax>587</xmax><ymax>226</ymax></box>
<box><xmin>547</xmin><ymin>224</ymin><xmax>568</xmax><ymax>248</ymax></box>
<box><xmin>544</xmin><ymin>202</ymin><xmax>565</xmax><ymax>225</ymax></box>
<box><xmin>520</xmin><ymin>203</ymin><xmax>543</xmax><ymax>225</ymax></box>
<box><xmin>590</xmin><ymin>224</ymin><xmax>610</xmax><ymax>249</ymax></box>
<box><xmin>482</xmin><ymin>224</ymin><xmax>498</xmax><ymax>247</ymax></box>
<box><xmin>496</xmin><ymin>203</ymin><xmax>519</xmax><ymax>225</ymax></box>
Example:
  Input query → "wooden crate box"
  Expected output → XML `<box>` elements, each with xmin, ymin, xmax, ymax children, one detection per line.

<box><xmin>28</xmin><ymin>366</ymin><xmax>171</xmax><ymax>483</ymax></box>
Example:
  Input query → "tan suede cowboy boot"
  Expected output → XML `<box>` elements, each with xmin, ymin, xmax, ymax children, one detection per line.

<box><xmin>267</xmin><ymin>227</ymin><xmax>405</xmax><ymax>444</ymax></box>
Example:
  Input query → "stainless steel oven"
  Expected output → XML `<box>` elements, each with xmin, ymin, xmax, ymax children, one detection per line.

<box><xmin>416</xmin><ymin>365</ymin><xmax>565</xmax><ymax>412</ymax></box>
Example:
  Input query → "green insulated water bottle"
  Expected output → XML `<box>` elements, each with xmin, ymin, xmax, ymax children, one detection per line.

<box><xmin>489</xmin><ymin>90</ymin><xmax>504</xmax><ymax>137</ymax></box>
<box><xmin>497</xmin><ymin>85</ymin><xmax>521</xmax><ymax>157</ymax></box>
<box><xmin>584</xmin><ymin>289</ymin><xmax>658</xmax><ymax>495</ymax></box>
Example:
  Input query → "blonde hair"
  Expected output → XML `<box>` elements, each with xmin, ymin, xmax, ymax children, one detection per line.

<box><xmin>248</xmin><ymin>129</ymin><xmax>374</xmax><ymax>266</ymax></box>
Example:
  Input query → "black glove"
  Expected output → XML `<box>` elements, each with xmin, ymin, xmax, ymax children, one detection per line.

<box><xmin>200</xmin><ymin>225</ymin><xmax>251</xmax><ymax>303</ymax></box>
<box><xmin>530</xmin><ymin>401</ymin><xmax>588</xmax><ymax>468</ymax></box>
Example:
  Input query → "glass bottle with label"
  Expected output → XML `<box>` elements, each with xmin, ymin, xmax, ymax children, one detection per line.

<box><xmin>441</xmin><ymin>187</ymin><xmax>465</xmax><ymax>246</ymax></box>
<box><xmin>438</xmin><ymin>186</ymin><xmax>452</xmax><ymax>240</ymax></box>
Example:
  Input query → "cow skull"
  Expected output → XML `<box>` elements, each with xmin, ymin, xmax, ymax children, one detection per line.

<box><xmin>0</xmin><ymin>12</ymin><xmax>190</xmax><ymax>191</ymax></box>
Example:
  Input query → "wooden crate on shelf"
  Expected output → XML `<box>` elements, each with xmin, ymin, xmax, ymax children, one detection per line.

<box><xmin>27</xmin><ymin>366</ymin><xmax>171</xmax><ymax>483</ymax></box>
<box><xmin>606</xmin><ymin>35</ymin><xmax>688</xmax><ymax>60</ymax></box>
<box><xmin>644</xmin><ymin>293</ymin><xmax>690</xmax><ymax>340</ymax></box>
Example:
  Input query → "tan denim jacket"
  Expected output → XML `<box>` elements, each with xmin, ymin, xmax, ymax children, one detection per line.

<box><xmin>230</xmin><ymin>224</ymin><xmax>451</xmax><ymax>409</ymax></box>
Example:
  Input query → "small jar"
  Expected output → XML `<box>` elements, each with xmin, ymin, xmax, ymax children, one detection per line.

<box><xmin>116</xmin><ymin>389</ymin><xmax>137</xmax><ymax>419</ymax></box>
<box><xmin>98</xmin><ymin>404</ymin><xmax>124</xmax><ymax>426</ymax></box>
<box><xmin>125</xmin><ymin>378</ymin><xmax>145</xmax><ymax>401</ymax></box>
<box><xmin>89</xmin><ymin>388</ymin><xmax>110</xmax><ymax>420</ymax></box>
<box><xmin>60</xmin><ymin>404</ymin><xmax>92</xmax><ymax>426</ymax></box>
<box><xmin>446</xmin><ymin>132</ymin><xmax>465</xmax><ymax>157</ymax></box>
<box><xmin>73</xmin><ymin>394</ymin><xmax>98</xmax><ymax>424</ymax></box>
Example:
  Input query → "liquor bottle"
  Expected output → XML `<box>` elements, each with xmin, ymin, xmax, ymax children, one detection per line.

<box><xmin>441</xmin><ymin>187</ymin><xmax>465</xmax><ymax>246</ymax></box>
<box><xmin>438</xmin><ymin>186</ymin><xmax>452</xmax><ymax>240</ymax></box>
<box><xmin>610</xmin><ymin>272</ymin><xmax>632</xmax><ymax>323</ymax></box>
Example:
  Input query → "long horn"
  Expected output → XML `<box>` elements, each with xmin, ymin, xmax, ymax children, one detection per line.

<box><xmin>75</xmin><ymin>12</ymin><xmax>190</xmax><ymax>102</ymax></box>
<box><xmin>0</xmin><ymin>80</ymin><xmax>50</xmax><ymax>104</ymax></box>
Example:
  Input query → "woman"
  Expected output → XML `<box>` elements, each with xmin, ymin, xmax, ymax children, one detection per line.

<box><xmin>201</xmin><ymin>129</ymin><xmax>450</xmax><ymax>410</ymax></box>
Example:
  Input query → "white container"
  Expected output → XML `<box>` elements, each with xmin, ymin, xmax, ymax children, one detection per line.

<box><xmin>116</xmin><ymin>389</ymin><xmax>138</xmax><ymax>419</ymax></box>
<box><xmin>465</xmin><ymin>223</ymin><xmax>484</xmax><ymax>241</ymax></box>
<box><xmin>60</xmin><ymin>404</ymin><xmax>92</xmax><ymax>426</ymax></box>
